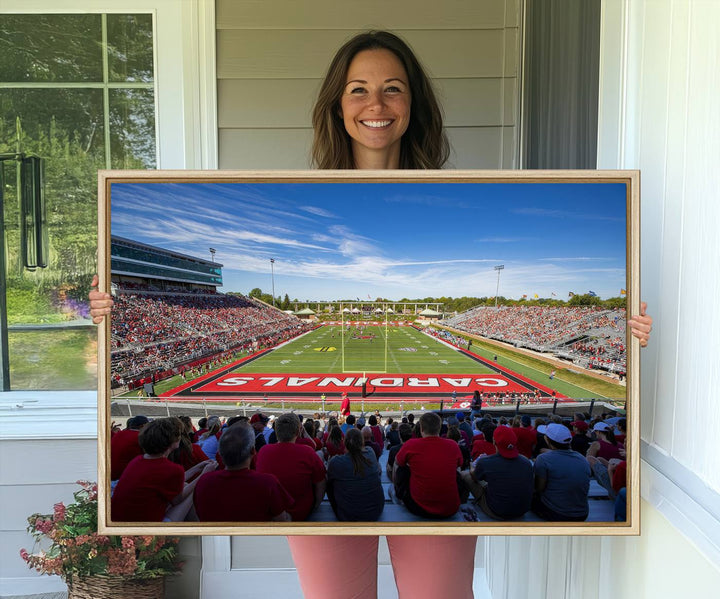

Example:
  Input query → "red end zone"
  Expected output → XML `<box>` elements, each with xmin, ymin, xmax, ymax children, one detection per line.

<box><xmin>196</xmin><ymin>373</ymin><xmax>537</xmax><ymax>395</ymax></box>
<box><xmin>159</xmin><ymin>344</ymin><xmax>571</xmax><ymax>403</ymax></box>
<box><xmin>161</xmin><ymin>370</ymin><xmax>570</xmax><ymax>402</ymax></box>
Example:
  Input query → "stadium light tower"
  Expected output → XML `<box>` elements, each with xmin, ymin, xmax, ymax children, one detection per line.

<box><xmin>209</xmin><ymin>247</ymin><xmax>216</xmax><ymax>262</ymax></box>
<box><xmin>270</xmin><ymin>258</ymin><xmax>276</xmax><ymax>307</ymax></box>
<box><xmin>494</xmin><ymin>265</ymin><xmax>504</xmax><ymax>309</ymax></box>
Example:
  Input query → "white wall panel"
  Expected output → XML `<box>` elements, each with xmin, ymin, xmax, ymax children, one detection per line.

<box><xmin>219</xmin><ymin>128</ymin><xmax>313</xmax><ymax>169</ymax></box>
<box><xmin>230</xmin><ymin>536</ymin><xmax>298</xmax><ymax>569</ymax></box>
<box><xmin>0</xmin><ymin>531</ymin><xmax>62</xmax><ymax>580</ymax></box>
<box><xmin>215</xmin><ymin>0</ymin><xmax>522</xmax><ymax>172</ymax></box>
<box><xmin>218</xmin><ymin>79</ymin><xmax>319</xmax><ymax>128</ymax></box>
<box><xmin>636</xmin><ymin>0</ymin><xmax>677</xmax><ymax>455</ymax></box>
<box><xmin>673</xmin><ymin>3</ymin><xmax>720</xmax><ymax>486</ymax></box>
<box><xmin>446</xmin><ymin>127</ymin><xmax>505</xmax><ymax>168</ymax></box>
<box><xmin>617</xmin><ymin>0</ymin><xmax>720</xmax><ymax>489</ymax></box>
<box><xmin>0</xmin><ymin>437</ymin><xmax>96</xmax><ymax>581</ymax></box>
<box><xmin>0</xmin><ymin>440</ymin><xmax>97</xmax><ymax>485</ymax></box>
<box><xmin>218</xmin><ymin>29</ymin><xmax>510</xmax><ymax>80</ymax></box>
<box><xmin>217</xmin><ymin>0</ymin><xmax>512</xmax><ymax>30</ymax></box>
<box><xmin>218</xmin><ymin>78</ymin><xmax>516</xmax><ymax>129</ymax></box>
<box><xmin>439</xmin><ymin>79</ymin><xmax>508</xmax><ymax>127</ymax></box>
<box><xmin>0</xmin><ymin>483</ymin><xmax>87</xmax><ymax>530</ymax></box>
<box><xmin>661</xmin><ymin>0</ymin><xmax>694</xmax><ymax>467</ymax></box>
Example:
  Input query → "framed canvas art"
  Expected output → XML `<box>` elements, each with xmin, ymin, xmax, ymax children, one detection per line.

<box><xmin>97</xmin><ymin>169</ymin><xmax>640</xmax><ymax>536</ymax></box>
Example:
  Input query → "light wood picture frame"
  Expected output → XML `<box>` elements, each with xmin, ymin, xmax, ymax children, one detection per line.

<box><xmin>97</xmin><ymin>169</ymin><xmax>640</xmax><ymax>536</ymax></box>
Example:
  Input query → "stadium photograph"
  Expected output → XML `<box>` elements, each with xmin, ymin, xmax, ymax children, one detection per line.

<box><xmin>102</xmin><ymin>172</ymin><xmax>635</xmax><ymax>531</ymax></box>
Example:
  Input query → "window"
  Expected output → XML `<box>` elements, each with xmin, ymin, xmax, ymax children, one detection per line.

<box><xmin>0</xmin><ymin>13</ymin><xmax>156</xmax><ymax>390</ymax></box>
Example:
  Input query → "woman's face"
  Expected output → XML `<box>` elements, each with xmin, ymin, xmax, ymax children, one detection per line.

<box><xmin>340</xmin><ymin>48</ymin><xmax>411</xmax><ymax>166</ymax></box>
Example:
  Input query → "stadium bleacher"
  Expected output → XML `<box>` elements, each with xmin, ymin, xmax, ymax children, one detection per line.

<box><xmin>445</xmin><ymin>306</ymin><xmax>626</xmax><ymax>376</ymax></box>
<box><xmin>110</xmin><ymin>287</ymin><xmax>312</xmax><ymax>388</ymax></box>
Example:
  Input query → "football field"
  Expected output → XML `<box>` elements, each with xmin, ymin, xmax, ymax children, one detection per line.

<box><xmin>160</xmin><ymin>325</ymin><xmax>605</xmax><ymax>404</ymax></box>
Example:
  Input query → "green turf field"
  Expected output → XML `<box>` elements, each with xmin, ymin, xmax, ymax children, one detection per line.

<box><xmin>237</xmin><ymin>325</ymin><xmax>620</xmax><ymax>400</ymax></box>
<box><xmin>238</xmin><ymin>325</ymin><xmax>495</xmax><ymax>374</ymax></box>
<box><xmin>121</xmin><ymin>324</ymin><xmax>625</xmax><ymax>403</ymax></box>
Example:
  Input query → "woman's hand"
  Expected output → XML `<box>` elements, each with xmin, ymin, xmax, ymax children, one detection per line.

<box><xmin>627</xmin><ymin>301</ymin><xmax>653</xmax><ymax>348</ymax></box>
<box><xmin>89</xmin><ymin>274</ymin><xmax>113</xmax><ymax>324</ymax></box>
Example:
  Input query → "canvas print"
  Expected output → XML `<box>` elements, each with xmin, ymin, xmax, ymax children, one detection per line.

<box><xmin>98</xmin><ymin>171</ymin><xmax>639</xmax><ymax>535</ymax></box>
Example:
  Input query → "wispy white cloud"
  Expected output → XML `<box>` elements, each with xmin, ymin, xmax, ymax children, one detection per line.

<box><xmin>476</xmin><ymin>237</ymin><xmax>537</xmax><ymax>243</ymax></box>
<box><xmin>111</xmin><ymin>181</ymin><xmax>626</xmax><ymax>301</ymax></box>
<box><xmin>382</xmin><ymin>192</ymin><xmax>470</xmax><ymax>209</ymax></box>
<box><xmin>513</xmin><ymin>207</ymin><xmax>624</xmax><ymax>222</ymax></box>
<box><xmin>538</xmin><ymin>256</ymin><xmax>612</xmax><ymax>262</ymax></box>
<box><xmin>299</xmin><ymin>205</ymin><xmax>338</xmax><ymax>218</ymax></box>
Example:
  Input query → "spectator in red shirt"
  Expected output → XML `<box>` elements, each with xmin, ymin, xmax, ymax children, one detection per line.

<box><xmin>110</xmin><ymin>415</ymin><xmax>149</xmax><ymax>481</ymax></box>
<box><xmin>256</xmin><ymin>413</ymin><xmax>327</xmax><ymax>521</ymax></box>
<box><xmin>194</xmin><ymin>421</ymin><xmax>293</xmax><ymax>522</ymax></box>
<box><xmin>470</xmin><ymin>430</ymin><xmax>496</xmax><ymax>460</ymax></box>
<box><xmin>169</xmin><ymin>416</ymin><xmax>209</xmax><ymax>475</ymax></box>
<box><xmin>296</xmin><ymin>419</ymin><xmax>320</xmax><ymax>451</ymax></box>
<box><xmin>587</xmin><ymin>421</ymin><xmax>623</xmax><ymax>464</ymax></box>
<box><xmin>112</xmin><ymin>417</ymin><xmax>216</xmax><ymax>522</ymax></box>
<box><xmin>394</xmin><ymin>412</ymin><xmax>465</xmax><ymax>518</ymax></box>
<box><xmin>367</xmin><ymin>414</ymin><xmax>385</xmax><ymax>448</ymax></box>
<box><xmin>512</xmin><ymin>415</ymin><xmax>537</xmax><ymax>459</ymax></box>
<box><xmin>323</xmin><ymin>424</ymin><xmax>346</xmax><ymax>462</ymax></box>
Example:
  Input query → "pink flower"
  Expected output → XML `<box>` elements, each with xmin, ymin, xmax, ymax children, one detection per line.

<box><xmin>107</xmin><ymin>548</ymin><xmax>137</xmax><ymax>576</ymax></box>
<box><xmin>121</xmin><ymin>537</ymin><xmax>135</xmax><ymax>549</ymax></box>
<box><xmin>53</xmin><ymin>502</ymin><xmax>66</xmax><ymax>521</ymax></box>
<box><xmin>34</xmin><ymin>518</ymin><xmax>53</xmax><ymax>535</ymax></box>
<box><xmin>19</xmin><ymin>549</ymin><xmax>29</xmax><ymax>562</ymax></box>
<box><xmin>43</xmin><ymin>557</ymin><xmax>64</xmax><ymax>576</ymax></box>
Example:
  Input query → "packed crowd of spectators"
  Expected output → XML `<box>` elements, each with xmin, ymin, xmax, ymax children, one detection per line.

<box><xmin>110</xmin><ymin>408</ymin><xmax>626</xmax><ymax>524</ymax></box>
<box><xmin>444</xmin><ymin>306</ymin><xmax>627</xmax><ymax>373</ymax></box>
<box><xmin>110</xmin><ymin>287</ymin><xmax>312</xmax><ymax>385</ymax></box>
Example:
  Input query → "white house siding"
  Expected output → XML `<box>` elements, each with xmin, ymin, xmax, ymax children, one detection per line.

<box><xmin>0</xmin><ymin>393</ymin><xmax>97</xmax><ymax>597</ymax></box>
<box><xmin>215</xmin><ymin>0</ymin><xmax>522</xmax><ymax>169</ymax></box>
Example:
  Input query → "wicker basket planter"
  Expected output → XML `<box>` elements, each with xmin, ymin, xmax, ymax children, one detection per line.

<box><xmin>67</xmin><ymin>575</ymin><xmax>165</xmax><ymax>599</ymax></box>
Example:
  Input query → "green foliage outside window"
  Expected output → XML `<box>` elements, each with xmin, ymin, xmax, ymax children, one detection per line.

<box><xmin>0</xmin><ymin>13</ymin><xmax>155</xmax><ymax>389</ymax></box>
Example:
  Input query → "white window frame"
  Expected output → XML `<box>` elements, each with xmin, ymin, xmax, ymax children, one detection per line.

<box><xmin>1</xmin><ymin>0</ymin><xmax>218</xmax><ymax>170</ymax></box>
<box><xmin>0</xmin><ymin>0</ymin><xmax>217</xmax><ymax>438</ymax></box>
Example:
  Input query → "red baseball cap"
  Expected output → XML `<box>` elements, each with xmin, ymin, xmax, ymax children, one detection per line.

<box><xmin>493</xmin><ymin>426</ymin><xmax>519</xmax><ymax>458</ymax></box>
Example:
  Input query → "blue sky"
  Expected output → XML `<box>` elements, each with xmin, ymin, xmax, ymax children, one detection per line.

<box><xmin>110</xmin><ymin>181</ymin><xmax>627</xmax><ymax>301</ymax></box>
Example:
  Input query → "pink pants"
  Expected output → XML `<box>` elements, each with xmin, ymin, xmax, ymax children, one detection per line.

<box><xmin>287</xmin><ymin>535</ymin><xmax>477</xmax><ymax>599</ymax></box>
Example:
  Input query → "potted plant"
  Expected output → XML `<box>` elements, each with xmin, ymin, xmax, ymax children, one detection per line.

<box><xmin>20</xmin><ymin>480</ymin><xmax>182</xmax><ymax>598</ymax></box>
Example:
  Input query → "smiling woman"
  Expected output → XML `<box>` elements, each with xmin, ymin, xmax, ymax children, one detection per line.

<box><xmin>311</xmin><ymin>30</ymin><xmax>448</xmax><ymax>170</ymax></box>
<box><xmin>339</xmin><ymin>48</ymin><xmax>412</xmax><ymax>169</ymax></box>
